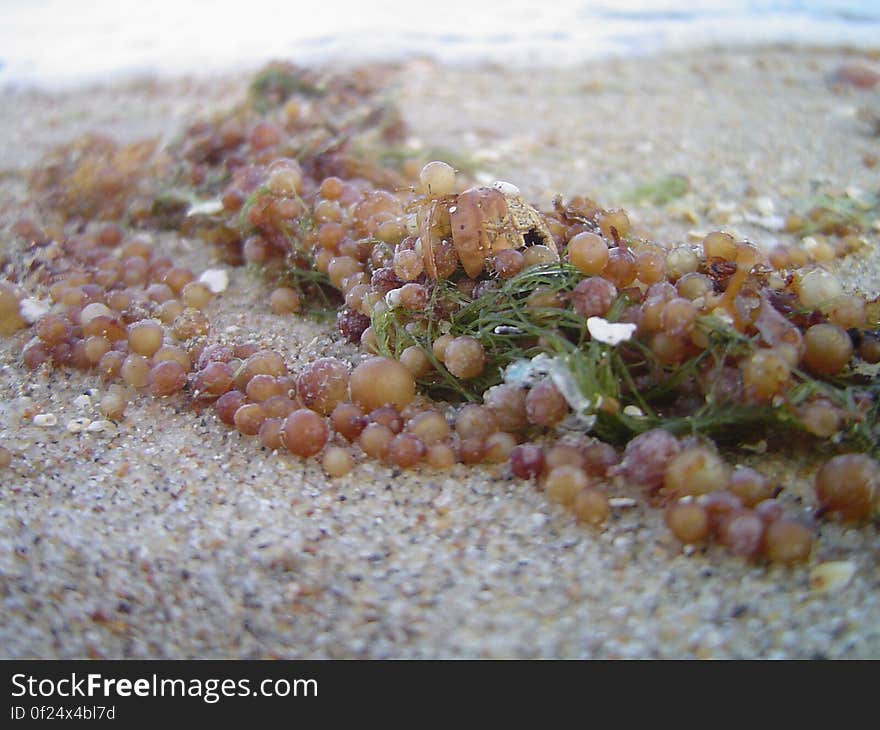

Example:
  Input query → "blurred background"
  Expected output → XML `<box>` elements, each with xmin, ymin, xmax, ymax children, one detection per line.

<box><xmin>1</xmin><ymin>0</ymin><xmax>878</xmax><ymax>86</ymax></box>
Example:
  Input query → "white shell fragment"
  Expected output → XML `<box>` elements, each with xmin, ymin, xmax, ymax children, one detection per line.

<box><xmin>198</xmin><ymin>268</ymin><xmax>229</xmax><ymax>293</ymax></box>
<box><xmin>33</xmin><ymin>413</ymin><xmax>58</xmax><ymax>427</ymax></box>
<box><xmin>19</xmin><ymin>298</ymin><xmax>50</xmax><ymax>324</ymax></box>
<box><xmin>609</xmin><ymin>497</ymin><xmax>638</xmax><ymax>509</ymax></box>
<box><xmin>587</xmin><ymin>317</ymin><xmax>637</xmax><ymax>346</ymax></box>
<box><xmin>743</xmin><ymin>212</ymin><xmax>786</xmax><ymax>231</ymax></box>
<box><xmin>491</xmin><ymin>180</ymin><xmax>520</xmax><ymax>195</ymax></box>
<box><xmin>809</xmin><ymin>561</ymin><xmax>856</xmax><ymax>593</ymax></box>
<box><xmin>845</xmin><ymin>186</ymin><xmax>866</xmax><ymax>202</ymax></box>
<box><xmin>187</xmin><ymin>198</ymin><xmax>225</xmax><ymax>217</ymax></box>
<box><xmin>754</xmin><ymin>196</ymin><xmax>776</xmax><ymax>215</ymax></box>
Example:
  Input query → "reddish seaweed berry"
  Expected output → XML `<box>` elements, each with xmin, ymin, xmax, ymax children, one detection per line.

<box><xmin>510</xmin><ymin>444</ymin><xmax>545</xmax><ymax>480</ymax></box>
<box><xmin>615</xmin><ymin>428</ymin><xmax>680</xmax><ymax>491</ymax></box>
<box><xmin>282</xmin><ymin>409</ymin><xmax>329</xmax><ymax>458</ymax></box>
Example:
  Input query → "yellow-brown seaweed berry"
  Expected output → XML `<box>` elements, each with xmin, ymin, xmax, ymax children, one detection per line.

<box><xmin>349</xmin><ymin>357</ymin><xmax>415</xmax><ymax>412</ymax></box>
<box><xmin>815</xmin><ymin>453</ymin><xmax>878</xmax><ymax>522</ymax></box>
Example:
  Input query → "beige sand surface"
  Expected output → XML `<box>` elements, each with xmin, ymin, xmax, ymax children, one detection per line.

<box><xmin>1</xmin><ymin>46</ymin><xmax>879</xmax><ymax>658</ymax></box>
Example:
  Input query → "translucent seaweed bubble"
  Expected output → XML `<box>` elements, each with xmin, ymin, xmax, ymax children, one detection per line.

<box><xmin>503</xmin><ymin>353</ymin><xmax>597</xmax><ymax>432</ymax></box>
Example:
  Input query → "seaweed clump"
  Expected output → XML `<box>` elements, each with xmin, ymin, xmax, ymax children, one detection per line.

<box><xmin>4</xmin><ymin>61</ymin><xmax>880</xmax><ymax>568</ymax></box>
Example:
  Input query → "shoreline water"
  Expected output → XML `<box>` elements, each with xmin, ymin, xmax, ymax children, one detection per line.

<box><xmin>1</xmin><ymin>44</ymin><xmax>879</xmax><ymax>658</ymax></box>
<box><xmin>2</xmin><ymin>0</ymin><xmax>880</xmax><ymax>88</ymax></box>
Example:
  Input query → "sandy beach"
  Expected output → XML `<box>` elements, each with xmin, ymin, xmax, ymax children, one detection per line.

<box><xmin>1</xmin><ymin>45</ymin><xmax>879</xmax><ymax>659</ymax></box>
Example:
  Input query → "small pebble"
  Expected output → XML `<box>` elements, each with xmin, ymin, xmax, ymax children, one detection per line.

<box><xmin>72</xmin><ymin>394</ymin><xmax>92</xmax><ymax>409</ymax></box>
<box><xmin>809</xmin><ymin>561</ymin><xmax>856</xmax><ymax>593</ymax></box>
<box><xmin>622</xmin><ymin>405</ymin><xmax>645</xmax><ymax>418</ymax></box>
<box><xmin>831</xmin><ymin>62</ymin><xmax>880</xmax><ymax>89</ymax></box>
<box><xmin>66</xmin><ymin>418</ymin><xmax>91</xmax><ymax>433</ymax></box>
<box><xmin>86</xmin><ymin>420</ymin><xmax>114</xmax><ymax>433</ymax></box>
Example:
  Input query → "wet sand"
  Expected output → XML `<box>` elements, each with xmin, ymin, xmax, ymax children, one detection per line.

<box><xmin>1</xmin><ymin>45</ymin><xmax>879</xmax><ymax>658</ymax></box>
